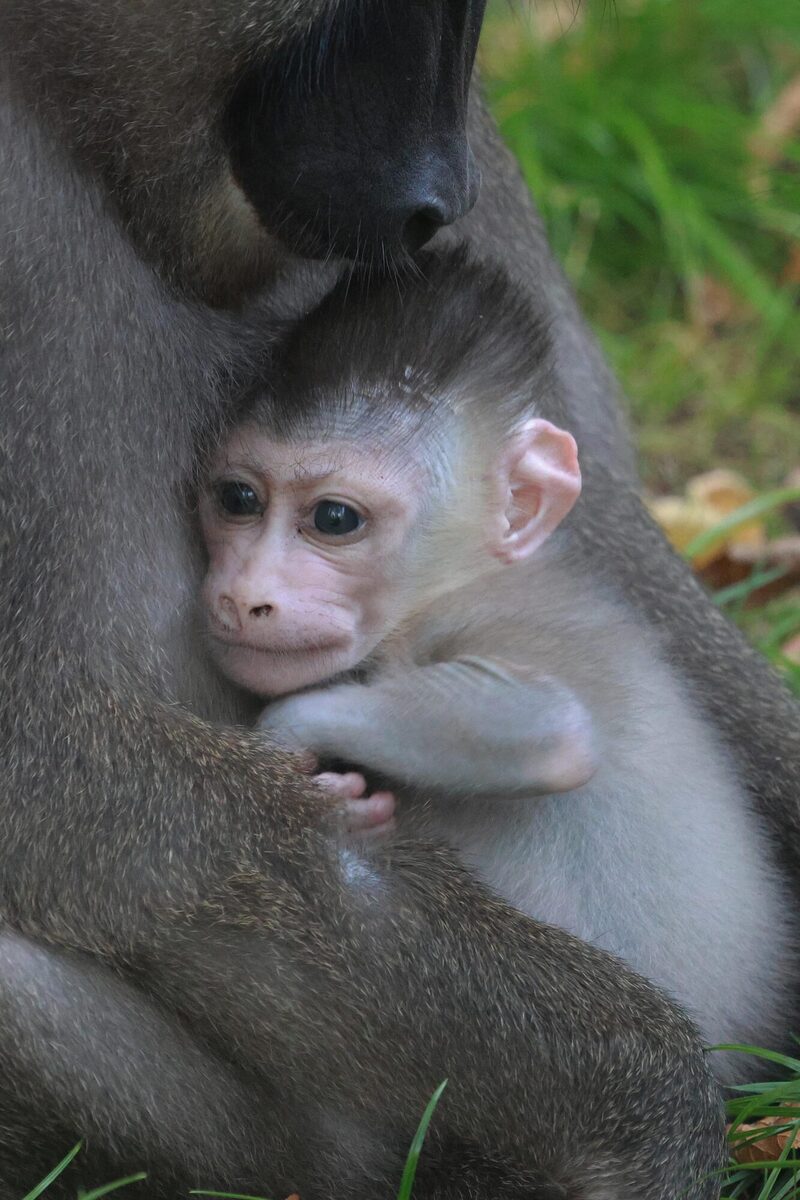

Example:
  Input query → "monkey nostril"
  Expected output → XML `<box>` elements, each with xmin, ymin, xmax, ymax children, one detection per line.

<box><xmin>419</xmin><ymin>200</ymin><xmax>453</xmax><ymax>226</ymax></box>
<box><xmin>401</xmin><ymin>208</ymin><xmax>446</xmax><ymax>254</ymax></box>
<box><xmin>249</xmin><ymin>604</ymin><xmax>273</xmax><ymax>619</ymax></box>
<box><xmin>400</xmin><ymin>175</ymin><xmax>472</xmax><ymax>252</ymax></box>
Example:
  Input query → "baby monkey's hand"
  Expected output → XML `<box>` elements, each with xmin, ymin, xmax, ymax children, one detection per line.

<box><xmin>314</xmin><ymin>771</ymin><xmax>396</xmax><ymax>838</ymax></box>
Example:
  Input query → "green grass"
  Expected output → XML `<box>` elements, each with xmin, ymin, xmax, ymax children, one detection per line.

<box><xmin>19</xmin><ymin>1144</ymin><xmax>144</xmax><ymax>1200</ymax></box>
<box><xmin>687</xmin><ymin>491</ymin><xmax>800</xmax><ymax>692</ymax></box>
<box><xmin>716</xmin><ymin>1045</ymin><xmax>800</xmax><ymax>1199</ymax></box>
<box><xmin>480</xmin><ymin>0</ymin><xmax>800</xmax><ymax>691</ymax></box>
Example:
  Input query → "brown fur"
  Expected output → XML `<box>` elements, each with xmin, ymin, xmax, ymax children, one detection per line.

<box><xmin>0</xmin><ymin>1</ymin><xmax>758</xmax><ymax>1194</ymax></box>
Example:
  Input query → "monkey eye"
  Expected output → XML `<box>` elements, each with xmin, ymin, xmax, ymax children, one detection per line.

<box><xmin>313</xmin><ymin>500</ymin><xmax>362</xmax><ymax>536</ymax></box>
<box><xmin>215</xmin><ymin>479</ymin><xmax>264</xmax><ymax>517</ymax></box>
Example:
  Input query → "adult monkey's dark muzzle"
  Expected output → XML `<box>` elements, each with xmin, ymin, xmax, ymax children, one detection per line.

<box><xmin>226</xmin><ymin>0</ymin><xmax>486</xmax><ymax>263</ymax></box>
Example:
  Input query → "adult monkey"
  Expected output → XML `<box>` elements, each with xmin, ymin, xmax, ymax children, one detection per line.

<box><xmin>0</xmin><ymin>0</ymin><xmax>780</xmax><ymax>1196</ymax></box>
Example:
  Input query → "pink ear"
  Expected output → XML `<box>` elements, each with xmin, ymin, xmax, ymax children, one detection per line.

<box><xmin>489</xmin><ymin>419</ymin><xmax>581</xmax><ymax>564</ymax></box>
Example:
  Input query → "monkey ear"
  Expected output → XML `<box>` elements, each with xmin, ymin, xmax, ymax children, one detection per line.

<box><xmin>488</xmin><ymin>419</ymin><xmax>581</xmax><ymax>564</ymax></box>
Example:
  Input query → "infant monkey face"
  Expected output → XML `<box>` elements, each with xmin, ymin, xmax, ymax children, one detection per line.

<box><xmin>199</xmin><ymin>427</ymin><xmax>420</xmax><ymax>696</ymax></box>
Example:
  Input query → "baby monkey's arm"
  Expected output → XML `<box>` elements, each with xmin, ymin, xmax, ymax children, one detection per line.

<box><xmin>259</xmin><ymin>656</ymin><xmax>598</xmax><ymax>797</ymax></box>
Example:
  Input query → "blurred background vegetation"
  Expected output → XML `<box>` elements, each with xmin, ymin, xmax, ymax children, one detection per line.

<box><xmin>480</xmin><ymin>0</ymin><xmax>800</xmax><ymax>692</ymax></box>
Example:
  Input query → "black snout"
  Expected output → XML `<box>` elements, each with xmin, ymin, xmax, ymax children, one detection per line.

<box><xmin>403</xmin><ymin>208</ymin><xmax>447</xmax><ymax>256</ymax></box>
<box><xmin>225</xmin><ymin>0</ymin><xmax>486</xmax><ymax>265</ymax></box>
<box><xmin>395</xmin><ymin>164</ymin><xmax>483</xmax><ymax>253</ymax></box>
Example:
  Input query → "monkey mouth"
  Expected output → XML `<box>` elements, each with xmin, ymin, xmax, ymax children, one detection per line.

<box><xmin>209</xmin><ymin>632</ymin><xmax>346</xmax><ymax>658</ymax></box>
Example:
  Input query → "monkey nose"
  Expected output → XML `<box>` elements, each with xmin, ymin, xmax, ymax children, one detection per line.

<box><xmin>399</xmin><ymin>191</ymin><xmax>463</xmax><ymax>253</ymax></box>
<box><xmin>401</xmin><ymin>205</ymin><xmax>449</xmax><ymax>254</ymax></box>
<box><xmin>398</xmin><ymin>150</ymin><xmax>481</xmax><ymax>253</ymax></box>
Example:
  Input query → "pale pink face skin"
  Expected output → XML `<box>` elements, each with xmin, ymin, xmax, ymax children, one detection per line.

<box><xmin>199</xmin><ymin>426</ymin><xmax>422</xmax><ymax>697</ymax></box>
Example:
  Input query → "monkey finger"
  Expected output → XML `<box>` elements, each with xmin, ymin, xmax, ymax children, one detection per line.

<box><xmin>341</xmin><ymin>791</ymin><xmax>396</xmax><ymax>833</ymax></box>
<box><xmin>314</xmin><ymin>771</ymin><xmax>368</xmax><ymax>799</ymax></box>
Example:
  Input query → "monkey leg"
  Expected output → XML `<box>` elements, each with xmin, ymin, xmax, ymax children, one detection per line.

<box><xmin>137</xmin><ymin>860</ymin><xmax>726</xmax><ymax>1200</ymax></box>
<box><xmin>0</xmin><ymin>676</ymin><xmax>725</xmax><ymax>1198</ymax></box>
<box><xmin>0</xmin><ymin>929</ymin><xmax>447</xmax><ymax>1200</ymax></box>
<box><xmin>0</xmin><ymin>877</ymin><xmax>726</xmax><ymax>1200</ymax></box>
<box><xmin>0</xmin><ymin>929</ymin><xmax>313</xmax><ymax>1198</ymax></box>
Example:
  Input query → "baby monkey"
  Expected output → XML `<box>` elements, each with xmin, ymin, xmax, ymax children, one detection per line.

<box><xmin>199</xmin><ymin>252</ymin><xmax>793</xmax><ymax>1061</ymax></box>
<box><xmin>201</xmin><ymin>271</ymin><xmax>590</xmax><ymax>834</ymax></box>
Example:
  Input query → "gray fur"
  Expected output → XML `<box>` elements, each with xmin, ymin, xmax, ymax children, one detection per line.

<box><xmin>0</xmin><ymin>0</ymin><xmax>757</xmax><ymax>1193</ymax></box>
<box><xmin>256</xmin><ymin>260</ymin><xmax>797</xmax><ymax>1080</ymax></box>
<box><xmin>267</xmin><ymin>554</ymin><xmax>794</xmax><ymax>1075</ymax></box>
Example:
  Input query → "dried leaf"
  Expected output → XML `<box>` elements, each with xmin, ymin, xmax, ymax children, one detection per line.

<box><xmin>690</xmin><ymin>470</ymin><xmax>766</xmax><ymax>554</ymax></box>
<box><xmin>781</xmin><ymin>242</ymin><xmax>800</xmax><ymax>285</ymax></box>
<box><xmin>647</xmin><ymin>496</ymin><xmax>721</xmax><ymax>567</ymax></box>
<box><xmin>729</xmin><ymin>535</ymin><xmax>800</xmax><ymax>569</ymax></box>
<box><xmin>750</xmin><ymin>75</ymin><xmax>800</xmax><ymax>165</ymax></box>
<box><xmin>686</xmin><ymin>468</ymin><xmax>754</xmax><ymax>510</ymax></box>
<box><xmin>649</xmin><ymin>470</ymin><xmax>766</xmax><ymax>568</ymax></box>
<box><xmin>731</xmin><ymin>1115</ymin><xmax>800</xmax><ymax>1164</ymax></box>
<box><xmin>697</xmin><ymin>554</ymin><xmax>752</xmax><ymax>592</ymax></box>
<box><xmin>688</xmin><ymin>275</ymin><xmax>750</xmax><ymax>334</ymax></box>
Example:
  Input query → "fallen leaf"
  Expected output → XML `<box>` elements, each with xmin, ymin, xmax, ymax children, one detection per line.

<box><xmin>686</xmin><ymin>470</ymin><xmax>766</xmax><ymax>551</ymax></box>
<box><xmin>731</xmin><ymin>1115</ymin><xmax>800</xmax><ymax>1164</ymax></box>
<box><xmin>781</xmin><ymin>242</ymin><xmax>800</xmax><ymax>285</ymax></box>
<box><xmin>696</xmin><ymin>555</ymin><xmax>751</xmax><ymax>593</ymax></box>
<box><xmin>729</xmin><ymin>535</ymin><xmax>800</xmax><ymax>569</ymax></box>
<box><xmin>649</xmin><ymin>470</ymin><xmax>766</xmax><ymax>568</ymax></box>
<box><xmin>750</xmin><ymin>75</ymin><xmax>800</xmax><ymax>165</ymax></box>
<box><xmin>688</xmin><ymin>275</ymin><xmax>750</xmax><ymax>334</ymax></box>
<box><xmin>647</xmin><ymin>495</ymin><xmax>721</xmax><ymax>567</ymax></box>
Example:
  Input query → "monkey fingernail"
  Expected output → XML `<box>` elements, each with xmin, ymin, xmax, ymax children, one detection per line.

<box><xmin>315</xmin><ymin>772</ymin><xmax>367</xmax><ymax>798</ymax></box>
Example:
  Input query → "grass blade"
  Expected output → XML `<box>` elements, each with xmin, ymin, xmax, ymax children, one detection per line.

<box><xmin>78</xmin><ymin>1175</ymin><xmax>147</xmax><ymax>1200</ymax></box>
<box><xmin>713</xmin><ymin>566</ymin><xmax>790</xmax><ymax>609</ymax></box>
<box><xmin>190</xmin><ymin>1193</ymin><xmax>272</xmax><ymax>1199</ymax></box>
<box><xmin>683</xmin><ymin>489</ymin><xmax>800</xmax><ymax>561</ymax></box>
<box><xmin>396</xmin><ymin>1080</ymin><xmax>448</xmax><ymax>1200</ymax></box>
<box><xmin>713</xmin><ymin>1044</ymin><xmax>800</xmax><ymax>1076</ymax></box>
<box><xmin>21</xmin><ymin>1144</ymin><xmax>82</xmax><ymax>1200</ymax></box>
